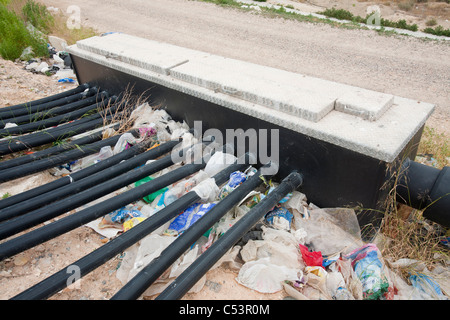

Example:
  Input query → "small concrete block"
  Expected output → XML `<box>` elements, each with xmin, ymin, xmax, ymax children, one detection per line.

<box><xmin>335</xmin><ymin>88</ymin><xmax>394</xmax><ymax>121</ymax></box>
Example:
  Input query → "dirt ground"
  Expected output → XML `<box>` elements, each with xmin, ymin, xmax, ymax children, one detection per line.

<box><xmin>0</xmin><ymin>0</ymin><xmax>449</xmax><ymax>300</ymax></box>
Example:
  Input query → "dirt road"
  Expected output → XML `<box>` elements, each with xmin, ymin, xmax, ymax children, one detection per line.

<box><xmin>40</xmin><ymin>0</ymin><xmax>450</xmax><ymax>133</ymax></box>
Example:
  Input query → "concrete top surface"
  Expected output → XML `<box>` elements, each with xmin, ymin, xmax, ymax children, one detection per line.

<box><xmin>69</xmin><ymin>33</ymin><xmax>435</xmax><ymax>163</ymax></box>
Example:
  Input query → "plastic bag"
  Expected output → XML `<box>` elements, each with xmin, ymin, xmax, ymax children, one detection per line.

<box><xmin>167</xmin><ymin>203</ymin><xmax>216</xmax><ymax>235</ymax></box>
<box><xmin>237</xmin><ymin>227</ymin><xmax>303</xmax><ymax>293</ymax></box>
<box><xmin>326</xmin><ymin>271</ymin><xmax>354</xmax><ymax>300</ymax></box>
<box><xmin>77</xmin><ymin>145</ymin><xmax>113</xmax><ymax>169</ymax></box>
<box><xmin>410</xmin><ymin>273</ymin><xmax>448</xmax><ymax>300</ymax></box>
<box><xmin>204</xmin><ymin>152</ymin><xmax>237</xmax><ymax>177</ymax></box>
<box><xmin>99</xmin><ymin>205</ymin><xmax>144</xmax><ymax>229</ymax></box>
<box><xmin>113</xmin><ymin>132</ymin><xmax>138</xmax><ymax>154</ymax></box>
<box><xmin>299</xmin><ymin>244</ymin><xmax>323</xmax><ymax>267</ymax></box>
<box><xmin>236</xmin><ymin>257</ymin><xmax>300</xmax><ymax>293</ymax></box>
<box><xmin>343</xmin><ymin>244</ymin><xmax>391</xmax><ymax>300</ymax></box>
<box><xmin>218</xmin><ymin>171</ymin><xmax>247</xmax><ymax>199</ymax></box>
<box><xmin>192</xmin><ymin>177</ymin><xmax>220</xmax><ymax>202</ymax></box>
<box><xmin>134</xmin><ymin>176</ymin><xmax>169</xmax><ymax>203</ymax></box>
<box><xmin>264</xmin><ymin>206</ymin><xmax>293</xmax><ymax>230</ymax></box>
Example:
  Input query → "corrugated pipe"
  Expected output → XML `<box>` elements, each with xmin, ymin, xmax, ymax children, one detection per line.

<box><xmin>396</xmin><ymin>158</ymin><xmax>450</xmax><ymax>228</ymax></box>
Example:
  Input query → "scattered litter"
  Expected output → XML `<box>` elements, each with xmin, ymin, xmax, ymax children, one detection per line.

<box><xmin>58</xmin><ymin>78</ymin><xmax>75</xmax><ymax>83</ymax></box>
<box><xmin>166</xmin><ymin>203</ymin><xmax>216</xmax><ymax>236</ymax></box>
<box><xmin>6</xmin><ymin>92</ymin><xmax>444</xmax><ymax>301</ymax></box>
<box><xmin>343</xmin><ymin>244</ymin><xmax>392</xmax><ymax>300</ymax></box>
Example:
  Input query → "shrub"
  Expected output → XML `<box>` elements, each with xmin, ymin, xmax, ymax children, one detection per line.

<box><xmin>319</xmin><ymin>8</ymin><xmax>355</xmax><ymax>21</ymax></box>
<box><xmin>0</xmin><ymin>3</ymin><xmax>47</xmax><ymax>60</ymax></box>
<box><xmin>22</xmin><ymin>0</ymin><xmax>54</xmax><ymax>34</ymax></box>
<box><xmin>423</xmin><ymin>25</ymin><xmax>450</xmax><ymax>37</ymax></box>
<box><xmin>426</xmin><ymin>18</ymin><xmax>437</xmax><ymax>27</ymax></box>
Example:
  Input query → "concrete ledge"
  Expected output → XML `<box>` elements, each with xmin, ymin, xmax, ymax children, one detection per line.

<box><xmin>68</xmin><ymin>33</ymin><xmax>435</xmax><ymax>163</ymax></box>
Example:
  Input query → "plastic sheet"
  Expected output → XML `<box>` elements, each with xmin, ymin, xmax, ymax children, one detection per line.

<box><xmin>204</xmin><ymin>152</ymin><xmax>238</xmax><ymax>177</ymax></box>
<box><xmin>236</xmin><ymin>227</ymin><xmax>303</xmax><ymax>293</ymax></box>
<box><xmin>296</xmin><ymin>208</ymin><xmax>363</xmax><ymax>256</ymax></box>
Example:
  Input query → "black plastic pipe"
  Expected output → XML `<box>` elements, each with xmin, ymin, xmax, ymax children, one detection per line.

<box><xmin>0</xmin><ymin>129</ymin><xmax>128</xmax><ymax>183</ymax></box>
<box><xmin>111</xmin><ymin>163</ymin><xmax>272</xmax><ymax>300</ymax></box>
<box><xmin>157</xmin><ymin>171</ymin><xmax>303</xmax><ymax>300</ymax></box>
<box><xmin>0</xmin><ymin>90</ymin><xmax>108</xmax><ymax>129</ymax></box>
<box><xmin>396</xmin><ymin>158</ymin><xmax>450</xmax><ymax>228</ymax></box>
<box><xmin>11</xmin><ymin>154</ymin><xmax>253</xmax><ymax>300</ymax></box>
<box><xmin>0</xmin><ymin>137</ymin><xmax>179</xmax><ymax>212</ymax></box>
<box><xmin>0</xmin><ymin>135</ymin><xmax>171</xmax><ymax>221</ymax></box>
<box><xmin>0</xmin><ymin>149</ymin><xmax>207</xmax><ymax>261</ymax></box>
<box><xmin>0</xmin><ymin>125</ymin><xmax>114</xmax><ymax>171</ymax></box>
<box><xmin>0</xmin><ymin>139</ymin><xmax>187</xmax><ymax>239</ymax></box>
<box><xmin>0</xmin><ymin>87</ymin><xmax>98</xmax><ymax>119</ymax></box>
<box><xmin>0</xmin><ymin>112</ymin><xmax>114</xmax><ymax>156</ymax></box>
<box><xmin>1</xmin><ymin>83</ymin><xmax>89</xmax><ymax>111</ymax></box>
<box><xmin>0</xmin><ymin>96</ymin><xmax>116</xmax><ymax>137</ymax></box>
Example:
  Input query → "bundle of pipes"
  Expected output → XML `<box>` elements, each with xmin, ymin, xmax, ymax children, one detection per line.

<box><xmin>0</xmin><ymin>84</ymin><xmax>138</xmax><ymax>183</ymax></box>
<box><xmin>0</xmin><ymin>88</ymin><xmax>306</xmax><ymax>300</ymax></box>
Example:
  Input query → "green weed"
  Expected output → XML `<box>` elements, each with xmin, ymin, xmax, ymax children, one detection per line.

<box><xmin>22</xmin><ymin>0</ymin><xmax>54</xmax><ymax>34</ymax></box>
<box><xmin>0</xmin><ymin>3</ymin><xmax>48</xmax><ymax>60</ymax></box>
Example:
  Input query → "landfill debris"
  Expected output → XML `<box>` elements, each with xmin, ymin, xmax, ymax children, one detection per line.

<box><xmin>20</xmin><ymin>35</ymin><xmax>77</xmax><ymax>86</ymax></box>
<box><xmin>166</xmin><ymin>203</ymin><xmax>216</xmax><ymax>236</ymax></box>
<box><xmin>30</xmin><ymin>101</ymin><xmax>447</xmax><ymax>301</ymax></box>
<box><xmin>343</xmin><ymin>244</ymin><xmax>392</xmax><ymax>300</ymax></box>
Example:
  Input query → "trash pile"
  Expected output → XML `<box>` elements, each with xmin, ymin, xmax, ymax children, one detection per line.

<box><xmin>20</xmin><ymin>36</ymin><xmax>76</xmax><ymax>84</ymax></box>
<box><xmin>45</xmin><ymin>102</ymin><xmax>449</xmax><ymax>301</ymax></box>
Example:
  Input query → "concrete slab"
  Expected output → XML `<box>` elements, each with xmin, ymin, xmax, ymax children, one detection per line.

<box><xmin>68</xmin><ymin>33</ymin><xmax>435</xmax><ymax>163</ymax></box>
<box><xmin>75</xmin><ymin>33</ymin><xmax>207</xmax><ymax>75</ymax></box>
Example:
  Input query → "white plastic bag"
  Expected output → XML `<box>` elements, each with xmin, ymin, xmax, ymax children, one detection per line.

<box><xmin>192</xmin><ymin>177</ymin><xmax>220</xmax><ymax>202</ymax></box>
<box><xmin>113</xmin><ymin>132</ymin><xmax>138</xmax><ymax>154</ymax></box>
<box><xmin>204</xmin><ymin>152</ymin><xmax>237</xmax><ymax>177</ymax></box>
<box><xmin>236</xmin><ymin>257</ymin><xmax>300</xmax><ymax>293</ymax></box>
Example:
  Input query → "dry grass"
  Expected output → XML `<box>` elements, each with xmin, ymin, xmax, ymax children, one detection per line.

<box><xmin>417</xmin><ymin>126</ymin><xmax>450</xmax><ymax>169</ymax></box>
<box><xmin>374</xmin><ymin>151</ymin><xmax>449</xmax><ymax>274</ymax></box>
<box><xmin>98</xmin><ymin>85</ymin><xmax>152</xmax><ymax>136</ymax></box>
<box><xmin>47</xmin><ymin>12</ymin><xmax>97</xmax><ymax>46</ymax></box>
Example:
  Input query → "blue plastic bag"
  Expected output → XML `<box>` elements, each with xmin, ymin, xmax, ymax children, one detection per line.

<box><xmin>410</xmin><ymin>273</ymin><xmax>448</xmax><ymax>300</ymax></box>
<box><xmin>58</xmin><ymin>77</ymin><xmax>75</xmax><ymax>83</ymax></box>
<box><xmin>168</xmin><ymin>203</ymin><xmax>216</xmax><ymax>235</ymax></box>
<box><xmin>265</xmin><ymin>207</ymin><xmax>293</xmax><ymax>228</ymax></box>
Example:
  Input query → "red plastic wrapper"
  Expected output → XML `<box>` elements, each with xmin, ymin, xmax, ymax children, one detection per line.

<box><xmin>299</xmin><ymin>244</ymin><xmax>323</xmax><ymax>267</ymax></box>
